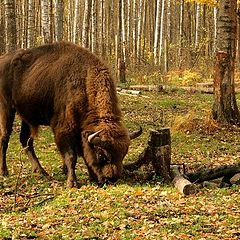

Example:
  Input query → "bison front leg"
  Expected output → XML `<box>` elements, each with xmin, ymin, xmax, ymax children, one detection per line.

<box><xmin>53</xmin><ymin>129</ymin><xmax>79</xmax><ymax>187</ymax></box>
<box><xmin>81</xmin><ymin>131</ymin><xmax>105</xmax><ymax>185</ymax></box>
<box><xmin>62</xmin><ymin>151</ymin><xmax>79</xmax><ymax>188</ymax></box>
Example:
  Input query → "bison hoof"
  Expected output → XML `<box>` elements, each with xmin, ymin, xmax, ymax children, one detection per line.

<box><xmin>67</xmin><ymin>179</ymin><xmax>80</xmax><ymax>188</ymax></box>
<box><xmin>32</xmin><ymin>166</ymin><xmax>51</xmax><ymax>179</ymax></box>
<box><xmin>0</xmin><ymin>168</ymin><xmax>9</xmax><ymax>177</ymax></box>
<box><xmin>62</xmin><ymin>165</ymin><xmax>68</xmax><ymax>175</ymax></box>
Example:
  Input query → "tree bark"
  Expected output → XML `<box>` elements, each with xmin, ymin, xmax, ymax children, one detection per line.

<box><xmin>212</xmin><ymin>0</ymin><xmax>240</xmax><ymax>125</ymax></box>
<box><xmin>55</xmin><ymin>0</ymin><xmax>64</xmax><ymax>42</ymax></box>
<box><xmin>82</xmin><ymin>0</ymin><xmax>92</xmax><ymax>48</ymax></box>
<box><xmin>4</xmin><ymin>0</ymin><xmax>17</xmax><ymax>52</ymax></box>
<box><xmin>41</xmin><ymin>0</ymin><xmax>50</xmax><ymax>44</ymax></box>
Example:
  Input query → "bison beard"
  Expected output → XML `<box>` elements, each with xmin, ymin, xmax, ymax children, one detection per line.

<box><xmin>0</xmin><ymin>42</ymin><xmax>141</xmax><ymax>187</ymax></box>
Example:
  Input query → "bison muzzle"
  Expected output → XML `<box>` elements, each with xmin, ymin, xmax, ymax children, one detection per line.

<box><xmin>0</xmin><ymin>42</ymin><xmax>142</xmax><ymax>187</ymax></box>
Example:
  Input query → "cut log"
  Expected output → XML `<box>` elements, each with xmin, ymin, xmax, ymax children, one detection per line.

<box><xmin>119</xmin><ymin>89</ymin><xmax>141</xmax><ymax>95</ymax></box>
<box><xmin>186</xmin><ymin>163</ymin><xmax>240</xmax><ymax>184</ymax></box>
<box><xmin>129</xmin><ymin>84</ymin><xmax>163</xmax><ymax>92</ymax></box>
<box><xmin>171</xmin><ymin>166</ymin><xmax>197</xmax><ymax>195</ymax></box>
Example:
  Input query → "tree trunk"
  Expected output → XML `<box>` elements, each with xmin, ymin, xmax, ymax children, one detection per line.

<box><xmin>73</xmin><ymin>0</ymin><xmax>80</xmax><ymax>43</ymax></box>
<box><xmin>212</xmin><ymin>0</ymin><xmax>240</xmax><ymax>125</ymax></box>
<box><xmin>41</xmin><ymin>0</ymin><xmax>50</xmax><ymax>44</ymax></box>
<box><xmin>82</xmin><ymin>0</ymin><xmax>92</xmax><ymax>48</ymax></box>
<box><xmin>4</xmin><ymin>0</ymin><xmax>17</xmax><ymax>52</ymax></box>
<box><xmin>0</xmin><ymin>0</ymin><xmax>5</xmax><ymax>53</ymax></box>
<box><xmin>55</xmin><ymin>0</ymin><xmax>64</xmax><ymax>42</ymax></box>
<box><xmin>153</xmin><ymin>0</ymin><xmax>161</xmax><ymax>65</ymax></box>
<box><xmin>27</xmin><ymin>0</ymin><xmax>35</xmax><ymax>48</ymax></box>
<box><xmin>91</xmin><ymin>0</ymin><xmax>97</xmax><ymax>53</ymax></box>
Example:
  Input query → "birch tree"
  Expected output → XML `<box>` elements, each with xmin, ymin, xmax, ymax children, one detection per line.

<box><xmin>91</xmin><ymin>0</ymin><xmax>97</xmax><ymax>53</ymax></box>
<box><xmin>0</xmin><ymin>1</ymin><xmax>5</xmax><ymax>53</ymax></box>
<box><xmin>27</xmin><ymin>0</ymin><xmax>35</xmax><ymax>47</ymax></box>
<box><xmin>55</xmin><ymin>0</ymin><xmax>64</xmax><ymax>42</ymax></box>
<box><xmin>212</xmin><ymin>0</ymin><xmax>240</xmax><ymax>125</ymax></box>
<box><xmin>41</xmin><ymin>0</ymin><xmax>50</xmax><ymax>43</ymax></box>
<box><xmin>73</xmin><ymin>0</ymin><xmax>80</xmax><ymax>43</ymax></box>
<box><xmin>153</xmin><ymin>0</ymin><xmax>161</xmax><ymax>64</ymax></box>
<box><xmin>82</xmin><ymin>0</ymin><xmax>92</xmax><ymax>48</ymax></box>
<box><xmin>158</xmin><ymin>0</ymin><xmax>165</xmax><ymax>64</ymax></box>
<box><xmin>4</xmin><ymin>0</ymin><xmax>17</xmax><ymax>52</ymax></box>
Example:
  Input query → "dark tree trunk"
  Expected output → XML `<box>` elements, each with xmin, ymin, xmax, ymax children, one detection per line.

<box><xmin>212</xmin><ymin>0</ymin><xmax>240</xmax><ymax>125</ymax></box>
<box><xmin>118</xmin><ymin>58</ymin><xmax>126</xmax><ymax>83</ymax></box>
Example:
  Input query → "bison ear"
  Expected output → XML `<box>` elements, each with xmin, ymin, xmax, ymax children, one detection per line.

<box><xmin>11</xmin><ymin>50</ymin><xmax>32</xmax><ymax>68</ymax></box>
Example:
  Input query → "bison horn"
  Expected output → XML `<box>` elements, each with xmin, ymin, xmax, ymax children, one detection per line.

<box><xmin>129</xmin><ymin>126</ymin><xmax>143</xmax><ymax>140</ymax></box>
<box><xmin>88</xmin><ymin>129</ymin><xmax>104</xmax><ymax>144</ymax></box>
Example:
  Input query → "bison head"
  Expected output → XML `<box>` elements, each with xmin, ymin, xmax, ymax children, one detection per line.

<box><xmin>81</xmin><ymin>126</ymin><xmax>142</xmax><ymax>186</ymax></box>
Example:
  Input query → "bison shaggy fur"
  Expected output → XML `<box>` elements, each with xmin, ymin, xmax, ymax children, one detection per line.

<box><xmin>0</xmin><ymin>42</ymin><xmax>135</xmax><ymax>187</ymax></box>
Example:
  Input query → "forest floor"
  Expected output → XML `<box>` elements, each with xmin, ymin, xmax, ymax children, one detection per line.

<box><xmin>0</xmin><ymin>88</ymin><xmax>239</xmax><ymax>239</ymax></box>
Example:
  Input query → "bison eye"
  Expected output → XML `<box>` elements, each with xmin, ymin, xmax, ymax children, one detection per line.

<box><xmin>99</xmin><ymin>154</ymin><xmax>111</xmax><ymax>164</ymax></box>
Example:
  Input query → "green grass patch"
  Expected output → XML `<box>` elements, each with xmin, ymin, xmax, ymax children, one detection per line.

<box><xmin>0</xmin><ymin>91</ymin><xmax>239</xmax><ymax>239</ymax></box>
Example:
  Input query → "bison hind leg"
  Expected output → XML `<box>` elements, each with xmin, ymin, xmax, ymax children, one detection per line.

<box><xmin>0</xmin><ymin>104</ymin><xmax>16</xmax><ymax>176</ymax></box>
<box><xmin>20</xmin><ymin>121</ymin><xmax>49</xmax><ymax>178</ymax></box>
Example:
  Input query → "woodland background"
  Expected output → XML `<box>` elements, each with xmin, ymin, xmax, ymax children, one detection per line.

<box><xmin>0</xmin><ymin>0</ymin><xmax>231</xmax><ymax>79</ymax></box>
<box><xmin>0</xmin><ymin>0</ymin><xmax>240</xmax><ymax>239</ymax></box>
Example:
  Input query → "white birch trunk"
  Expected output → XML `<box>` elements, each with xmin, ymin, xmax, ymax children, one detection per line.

<box><xmin>82</xmin><ymin>0</ymin><xmax>92</xmax><ymax>48</ymax></box>
<box><xmin>73</xmin><ymin>0</ymin><xmax>80</xmax><ymax>43</ymax></box>
<box><xmin>121</xmin><ymin>0</ymin><xmax>126</xmax><ymax>61</ymax></box>
<box><xmin>153</xmin><ymin>0</ymin><xmax>161</xmax><ymax>64</ymax></box>
<box><xmin>41</xmin><ymin>0</ymin><xmax>50</xmax><ymax>43</ymax></box>
<box><xmin>91</xmin><ymin>0</ymin><xmax>97</xmax><ymax>53</ymax></box>
<box><xmin>27</xmin><ymin>0</ymin><xmax>35</xmax><ymax>47</ymax></box>
<box><xmin>55</xmin><ymin>0</ymin><xmax>64</xmax><ymax>42</ymax></box>
<box><xmin>4</xmin><ymin>0</ymin><xmax>17</xmax><ymax>51</ymax></box>
<box><xmin>158</xmin><ymin>0</ymin><xmax>165</xmax><ymax>64</ymax></box>
<box><xmin>136</xmin><ymin>0</ymin><xmax>143</xmax><ymax>62</ymax></box>
<box><xmin>195</xmin><ymin>3</ymin><xmax>200</xmax><ymax>48</ymax></box>
<box><xmin>213</xmin><ymin>6</ymin><xmax>217</xmax><ymax>53</ymax></box>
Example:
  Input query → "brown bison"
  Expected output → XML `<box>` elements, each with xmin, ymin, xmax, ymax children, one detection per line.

<box><xmin>0</xmin><ymin>42</ymin><xmax>141</xmax><ymax>187</ymax></box>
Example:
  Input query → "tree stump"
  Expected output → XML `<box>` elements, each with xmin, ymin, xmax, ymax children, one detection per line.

<box><xmin>124</xmin><ymin>128</ymin><xmax>171</xmax><ymax>183</ymax></box>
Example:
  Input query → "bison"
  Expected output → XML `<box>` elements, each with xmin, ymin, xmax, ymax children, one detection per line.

<box><xmin>0</xmin><ymin>42</ymin><xmax>141</xmax><ymax>187</ymax></box>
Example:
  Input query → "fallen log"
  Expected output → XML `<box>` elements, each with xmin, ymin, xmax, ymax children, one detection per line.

<box><xmin>186</xmin><ymin>163</ymin><xmax>240</xmax><ymax>184</ymax></box>
<box><xmin>123</xmin><ymin>84</ymin><xmax>240</xmax><ymax>94</ymax></box>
